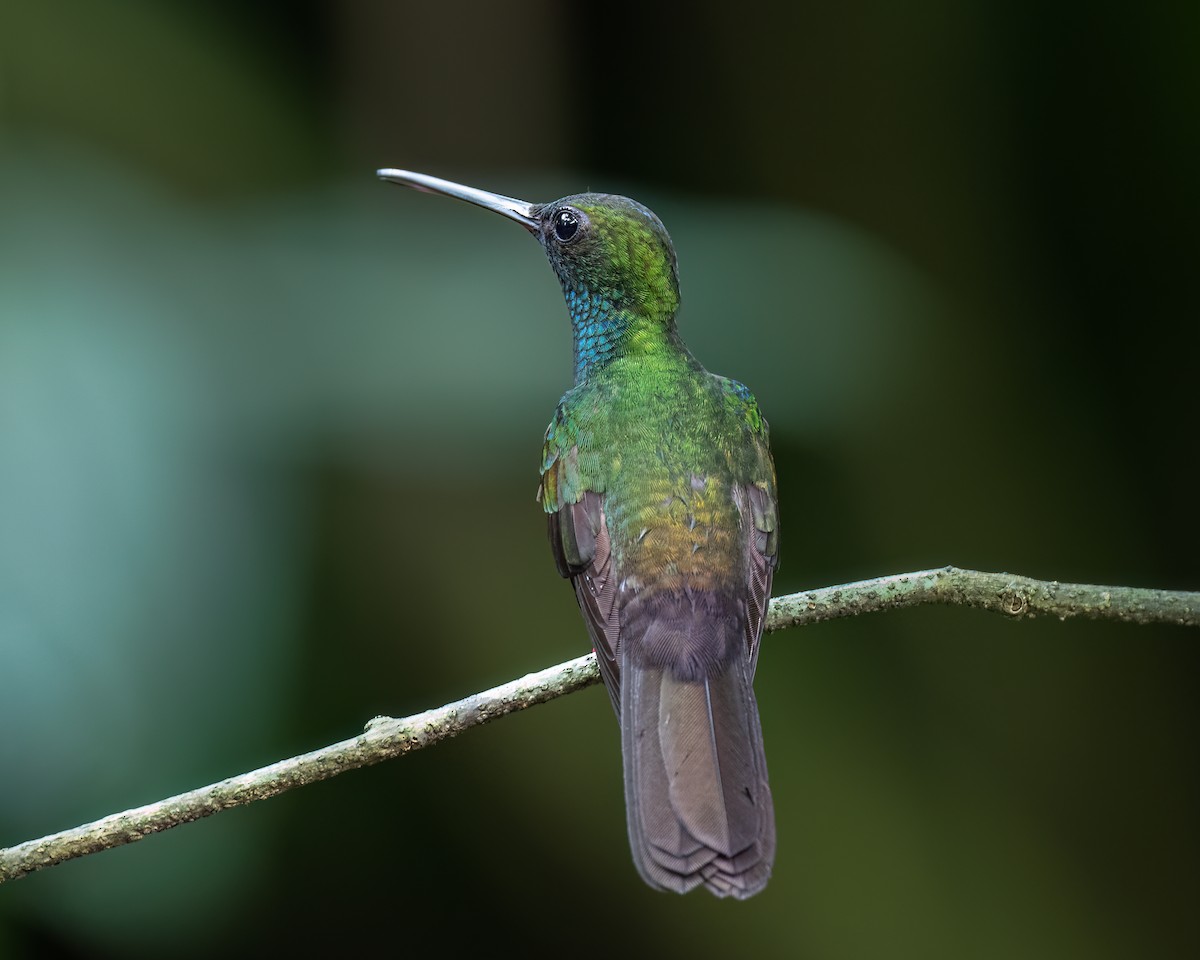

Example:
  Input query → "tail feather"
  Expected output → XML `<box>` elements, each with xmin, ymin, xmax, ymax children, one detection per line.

<box><xmin>621</xmin><ymin>599</ymin><xmax>774</xmax><ymax>899</ymax></box>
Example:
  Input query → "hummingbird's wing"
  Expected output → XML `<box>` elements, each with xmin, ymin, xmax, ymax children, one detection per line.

<box><xmin>741</xmin><ymin>481</ymin><xmax>779</xmax><ymax>675</ymax></box>
<box><xmin>540</xmin><ymin>408</ymin><xmax>622</xmax><ymax>712</ymax></box>
<box><xmin>545</xmin><ymin>491</ymin><xmax>622</xmax><ymax>714</ymax></box>
<box><xmin>718</xmin><ymin>374</ymin><xmax>779</xmax><ymax>673</ymax></box>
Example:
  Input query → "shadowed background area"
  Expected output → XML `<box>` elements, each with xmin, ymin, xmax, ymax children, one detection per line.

<box><xmin>1</xmin><ymin>1</ymin><xmax>1196</xmax><ymax>957</ymax></box>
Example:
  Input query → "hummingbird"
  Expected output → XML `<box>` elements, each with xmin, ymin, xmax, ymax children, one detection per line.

<box><xmin>379</xmin><ymin>170</ymin><xmax>779</xmax><ymax>898</ymax></box>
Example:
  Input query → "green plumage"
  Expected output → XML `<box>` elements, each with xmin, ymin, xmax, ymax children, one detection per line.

<box><xmin>379</xmin><ymin>170</ymin><xmax>779</xmax><ymax>898</ymax></box>
<box><xmin>540</xmin><ymin>352</ymin><xmax>777</xmax><ymax>598</ymax></box>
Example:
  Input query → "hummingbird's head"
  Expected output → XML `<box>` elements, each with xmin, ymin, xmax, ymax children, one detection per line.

<box><xmin>376</xmin><ymin>170</ymin><xmax>681</xmax><ymax>323</ymax></box>
<box><xmin>532</xmin><ymin>194</ymin><xmax>680</xmax><ymax>322</ymax></box>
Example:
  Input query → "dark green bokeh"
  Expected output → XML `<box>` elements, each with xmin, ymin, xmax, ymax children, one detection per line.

<box><xmin>1</xmin><ymin>1</ymin><xmax>1196</xmax><ymax>957</ymax></box>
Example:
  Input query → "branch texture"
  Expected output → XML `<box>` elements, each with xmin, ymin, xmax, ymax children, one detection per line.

<box><xmin>0</xmin><ymin>655</ymin><xmax>600</xmax><ymax>885</ymax></box>
<box><xmin>767</xmin><ymin>566</ymin><xmax>1199</xmax><ymax>629</ymax></box>
<box><xmin>2</xmin><ymin>566</ymin><xmax>1194</xmax><ymax>884</ymax></box>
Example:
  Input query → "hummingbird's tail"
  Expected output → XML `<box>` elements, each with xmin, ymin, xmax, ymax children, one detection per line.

<box><xmin>620</xmin><ymin>599</ymin><xmax>775</xmax><ymax>899</ymax></box>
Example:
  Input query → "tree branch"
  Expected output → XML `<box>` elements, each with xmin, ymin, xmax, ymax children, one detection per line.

<box><xmin>2</xmin><ymin>566</ymin><xmax>1195</xmax><ymax>884</ymax></box>
<box><xmin>768</xmin><ymin>565</ymin><xmax>1199</xmax><ymax>628</ymax></box>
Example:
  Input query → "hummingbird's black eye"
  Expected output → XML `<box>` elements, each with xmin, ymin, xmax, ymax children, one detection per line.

<box><xmin>553</xmin><ymin>209</ymin><xmax>580</xmax><ymax>243</ymax></box>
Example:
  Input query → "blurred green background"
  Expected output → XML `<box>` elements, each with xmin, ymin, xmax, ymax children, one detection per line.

<box><xmin>1</xmin><ymin>1</ymin><xmax>1196</xmax><ymax>957</ymax></box>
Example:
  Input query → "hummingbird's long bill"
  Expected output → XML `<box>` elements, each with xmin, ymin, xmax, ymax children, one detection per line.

<box><xmin>376</xmin><ymin>169</ymin><xmax>539</xmax><ymax>232</ymax></box>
